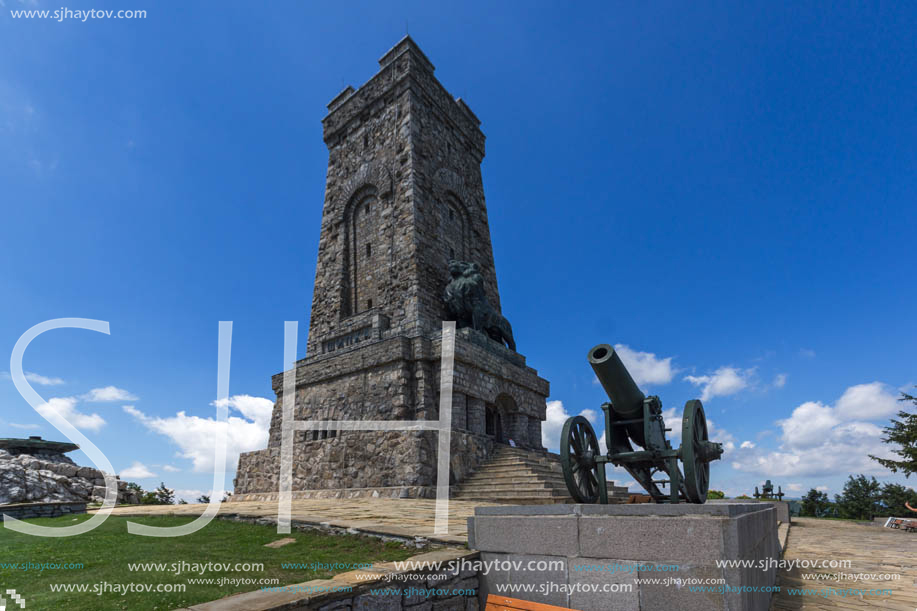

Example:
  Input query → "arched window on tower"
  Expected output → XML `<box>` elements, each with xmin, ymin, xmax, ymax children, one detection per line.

<box><xmin>439</xmin><ymin>194</ymin><xmax>468</xmax><ymax>268</ymax></box>
<box><xmin>342</xmin><ymin>187</ymin><xmax>382</xmax><ymax>317</ymax></box>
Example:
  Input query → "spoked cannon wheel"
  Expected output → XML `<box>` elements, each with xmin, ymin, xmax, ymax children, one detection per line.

<box><xmin>681</xmin><ymin>400</ymin><xmax>722</xmax><ymax>503</ymax></box>
<box><xmin>560</xmin><ymin>415</ymin><xmax>602</xmax><ymax>503</ymax></box>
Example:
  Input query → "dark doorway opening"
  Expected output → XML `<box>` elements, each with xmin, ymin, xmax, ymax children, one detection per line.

<box><xmin>485</xmin><ymin>405</ymin><xmax>505</xmax><ymax>443</ymax></box>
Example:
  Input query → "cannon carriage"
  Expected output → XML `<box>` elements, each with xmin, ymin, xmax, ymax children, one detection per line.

<box><xmin>754</xmin><ymin>480</ymin><xmax>785</xmax><ymax>501</ymax></box>
<box><xmin>561</xmin><ymin>344</ymin><xmax>725</xmax><ymax>504</ymax></box>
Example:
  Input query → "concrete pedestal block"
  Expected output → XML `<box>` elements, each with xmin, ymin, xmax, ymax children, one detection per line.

<box><xmin>709</xmin><ymin>498</ymin><xmax>790</xmax><ymax>523</ymax></box>
<box><xmin>468</xmin><ymin>503</ymin><xmax>779</xmax><ymax>611</ymax></box>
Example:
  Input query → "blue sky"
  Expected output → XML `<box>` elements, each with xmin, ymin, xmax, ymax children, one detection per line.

<box><xmin>1</xmin><ymin>1</ymin><xmax>914</xmax><ymax>501</ymax></box>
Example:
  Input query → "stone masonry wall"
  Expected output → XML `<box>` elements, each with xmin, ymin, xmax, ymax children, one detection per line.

<box><xmin>236</xmin><ymin>330</ymin><xmax>548</xmax><ymax>497</ymax></box>
<box><xmin>234</xmin><ymin>430</ymin><xmax>494</xmax><ymax>501</ymax></box>
<box><xmin>0</xmin><ymin>501</ymin><xmax>87</xmax><ymax>520</ymax></box>
<box><xmin>267</xmin><ymin>338</ymin><xmax>418</xmax><ymax>449</ymax></box>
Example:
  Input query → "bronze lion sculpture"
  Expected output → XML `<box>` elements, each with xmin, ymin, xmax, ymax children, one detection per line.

<box><xmin>444</xmin><ymin>260</ymin><xmax>516</xmax><ymax>351</ymax></box>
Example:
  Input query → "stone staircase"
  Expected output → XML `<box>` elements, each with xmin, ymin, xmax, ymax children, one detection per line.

<box><xmin>452</xmin><ymin>445</ymin><xmax>630</xmax><ymax>505</ymax></box>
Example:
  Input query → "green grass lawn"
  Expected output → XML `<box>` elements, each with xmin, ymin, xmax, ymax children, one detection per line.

<box><xmin>0</xmin><ymin>513</ymin><xmax>421</xmax><ymax>610</ymax></box>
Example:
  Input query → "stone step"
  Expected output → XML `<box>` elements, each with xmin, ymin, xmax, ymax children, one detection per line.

<box><xmin>458</xmin><ymin>492</ymin><xmax>571</xmax><ymax>502</ymax></box>
<box><xmin>464</xmin><ymin>474</ymin><xmax>564</xmax><ymax>486</ymax></box>
<box><xmin>459</xmin><ymin>496</ymin><xmax>571</xmax><ymax>505</ymax></box>
<box><xmin>480</xmin><ymin>458</ymin><xmax>558</xmax><ymax>467</ymax></box>
<box><xmin>455</xmin><ymin>483</ymin><xmax>555</xmax><ymax>494</ymax></box>
<box><xmin>494</xmin><ymin>445</ymin><xmax>559</xmax><ymax>456</ymax></box>
<box><xmin>480</xmin><ymin>465</ymin><xmax>563</xmax><ymax>476</ymax></box>
<box><xmin>462</xmin><ymin>477</ymin><xmax>569</xmax><ymax>490</ymax></box>
<box><xmin>460</xmin><ymin>477</ymin><xmax>628</xmax><ymax>496</ymax></box>
<box><xmin>453</xmin><ymin>447</ymin><xmax>609</xmax><ymax>505</ymax></box>
<box><xmin>462</xmin><ymin>474</ymin><xmax>568</xmax><ymax>485</ymax></box>
<box><xmin>472</xmin><ymin>462</ymin><xmax>563</xmax><ymax>474</ymax></box>
<box><xmin>465</xmin><ymin>465</ymin><xmax>629</xmax><ymax>487</ymax></box>
<box><xmin>459</xmin><ymin>487</ymin><xmax>630</xmax><ymax>500</ymax></box>
<box><xmin>468</xmin><ymin>472</ymin><xmax>566</xmax><ymax>485</ymax></box>
<box><xmin>488</xmin><ymin>452</ymin><xmax>562</xmax><ymax>461</ymax></box>
<box><xmin>455</xmin><ymin>489</ymin><xmax>562</xmax><ymax>499</ymax></box>
<box><xmin>490</xmin><ymin>456</ymin><xmax>560</xmax><ymax>467</ymax></box>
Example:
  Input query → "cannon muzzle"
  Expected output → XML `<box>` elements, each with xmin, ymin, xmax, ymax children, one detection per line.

<box><xmin>588</xmin><ymin>343</ymin><xmax>647</xmax><ymax>446</ymax></box>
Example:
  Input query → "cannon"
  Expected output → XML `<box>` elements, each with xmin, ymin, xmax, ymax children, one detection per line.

<box><xmin>754</xmin><ymin>480</ymin><xmax>785</xmax><ymax>501</ymax></box>
<box><xmin>561</xmin><ymin>344</ymin><xmax>725</xmax><ymax>504</ymax></box>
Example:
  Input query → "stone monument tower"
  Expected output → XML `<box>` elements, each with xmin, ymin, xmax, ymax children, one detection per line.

<box><xmin>234</xmin><ymin>37</ymin><xmax>550</xmax><ymax>501</ymax></box>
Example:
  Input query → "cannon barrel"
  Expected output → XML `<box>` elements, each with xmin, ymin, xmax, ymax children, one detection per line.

<box><xmin>588</xmin><ymin>344</ymin><xmax>647</xmax><ymax>446</ymax></box>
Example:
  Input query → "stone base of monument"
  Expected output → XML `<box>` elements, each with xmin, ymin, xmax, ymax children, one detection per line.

<box><xmin>467</xmin><ymin>503</ymin><xmax>779</xmax><ymax>611</ymax></box>
<box><xmin>709</xmin><ymin>498</ymin><xmax>791</xmax><ymax>524</ymax></box>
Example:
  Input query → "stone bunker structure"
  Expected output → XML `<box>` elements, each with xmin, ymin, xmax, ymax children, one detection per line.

<box><xmin>0</xmin><ymin>435</ymin><xmax>139</xmax><ymax>506</ymax></box>
<box><xmin>233</xmin><ymin>37</ymin><xmax>552</xmax><ymax>501</ymax></box>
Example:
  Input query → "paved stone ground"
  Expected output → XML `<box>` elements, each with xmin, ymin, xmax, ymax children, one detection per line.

<box><xmin>98</xmin><ymin>498</ymin><xmax>499</xmax><ymax>545</ymax></box>
<box><xmin>771</xmin><ymin>517</ymin><xmax>916</xmax><ymax>610</ymax></box>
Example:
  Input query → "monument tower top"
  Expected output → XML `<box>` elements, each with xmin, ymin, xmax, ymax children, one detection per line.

<box><xmin>306</xmin><ymin>35</ymin><xmax>500</xmax><ymax>357</ymax></box>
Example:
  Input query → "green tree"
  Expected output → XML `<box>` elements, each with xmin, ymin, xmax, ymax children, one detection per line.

<box><xmin>834</xmin><ymin>474</ymin><xmax>881</xmax><ymax>520</ymax></box>
<box><xmin>877</xmin><ymin>482</ymin><xmax>917</xmax><ymax>516</ymax></box>
<box><xmin>154</xmin><ymin>482</ymin><xmax>175</xmax><ymax>505</ymax></box>
<box><xmin>197</xmin><ymin>494</ymin><xmax>211</xmax><ymax>504</ymax></box>
<box><xmin>800</xmin><ymin>488</ymin><xmax>830</xmax><ymax>517</ymax></box>
<box><xmin>125</xmin><ymin>482</ymin><xmax>143</xmax><ymax>495</ymax></box>
<box><xmin>869</xmin><ymin>389</ymin><xmax>917</xmax><ymax>477</ymax></box>
<box><xmin>139</xmin><ymin>482</ymin><xmax>176</xmax><ymax>505</ymax></box>
<box><xmin>707</xmin><ymin>489</ymin><xmax>726</xmax><ymax>499</ymax></box>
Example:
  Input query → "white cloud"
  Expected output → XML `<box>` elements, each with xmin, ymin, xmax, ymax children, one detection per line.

<box><xmin>662</xmin><ymin>407</ymin><xmax>682</xmax><ymax>441</ymax></box>
<box><xmin>162</xmin><ymin>465</ymin><xmax>180</xmax><ymax>473</ymax></box>
<box><xmin>779</xmin><ymin>401</ymin><xmax>840</xmax><ymax>449</ymax></box>
<box><xmin>1</xmin><ymin>371</ymin><xmax>64</xmax><ymax>386</ymax></box>
<box><xmin>25</xmin><ymin>372</ymin><xmax>64</xmax><ymax>386</ymax></box>
<box><xmin>740</xmin><ymin>441</ymin><xmax>755</xmax><ymax>449</ymax></box>
<box><xmin>36</xmin><ymin>397</ymin><xmax>105</xmax><ymax>432</ymax></box>
<box><xmin>580</xmin><ymin>408</ymin><xmax>612</xmax><ymax>454</ymax></box>
<box><xmin>786</xmin><ymin>483</ymin><xmax>803</xmax><ymax>492</ymax></box>
<box><xmin>773</xmin><ymin>373</ymin><xmax>787</xmax><ymax>389</ymax></box>
<box><xmin>816</xmin><ymin>486</ymin><xmax>828</xmax><ymax>492</ymax></box>
<box><xmin>121</xmin><ymin>461</ymin><xmax>156</xmax><ymax>479</ymax></box>
<box><xmin>543</xmin><ymin>400</ymin><xmax>571</xmax><ymax>452</ymax></box>
<box><xmin>123</xmin><ymin>395</ymin><xmax>274</xmax><ymax>473</ymax></box>
<box><xmin>706</xmin><ymin>417</ymin><xmax>735</xmax><ymax>453</ymax></box>
<box><xmin>611</xmin><ymin>344</ymin><xmax>676</xmax><ymax>386</ymax></box>
<box><xmin>82</xmin><ymin>386</ymin><xmax>138</xmax><ymax>402</ymax></box>
<box><xmin>799</xmin><ymin>348</ymin><xmax>816</xmax><ymax>359</ymax></box>
<box><xmin>175</xmin><ymin>489</ymin><xmax>206</xmax><ymax>503</ymax></box>
<box><xmin>9</xmin><ymin>422</ymin><xmax>40</xmax><ymax>430</ymax></box>
<box><xmin>731</xmin><ymin>382</ymin><xmax>899</xmax><ymax>478</ymax></box>
<box><xmin>684</xmin><ymin>367</ymin><xmax>753</xmax><ymax>401</ymax></box>
<box><xmin>660</xmin><ymin>406</ymin><xmax>735</xmax><ymax>454</ymax></box>
<box><xmin>834</xmin><ymin>382</ymin><xmax>899</xmax><ymax>420</ymax></box>
<box><xmin>542</xmin><ymin>400</ymin><xmax>608</xmax><ymax>453</ymax></box>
